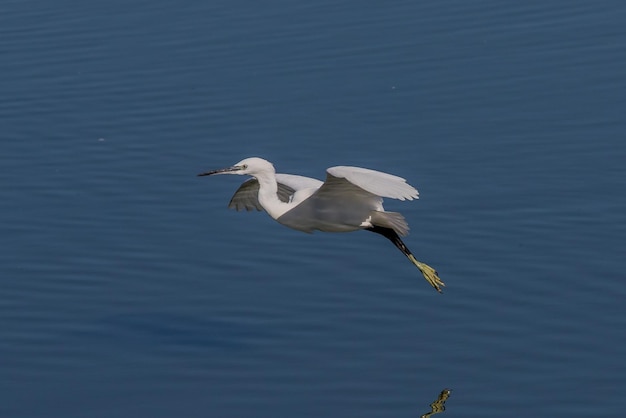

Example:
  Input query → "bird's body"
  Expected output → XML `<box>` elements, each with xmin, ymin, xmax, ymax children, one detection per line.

<box><xmin>199</xmin><ymin>157</ymin><xmax>444</xmax><ymax>292</ymax></box>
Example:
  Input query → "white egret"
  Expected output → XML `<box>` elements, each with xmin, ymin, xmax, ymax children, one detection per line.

<box><xmin>198</xmin><ymin>157</ymin><xmax>444</xmax><ymax>292</ymax></box>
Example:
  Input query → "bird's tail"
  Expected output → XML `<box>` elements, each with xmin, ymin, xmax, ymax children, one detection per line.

<box><xmin>366</xmin><ymin>226</ymin><xmax>445</xmax><ymax>293</ymax></box>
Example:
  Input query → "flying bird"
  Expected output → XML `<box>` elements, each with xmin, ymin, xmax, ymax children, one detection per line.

<box><xmin>198</xmin><ymin>157</ymin><xmax>444</xmax><ymax>292</ymax></box>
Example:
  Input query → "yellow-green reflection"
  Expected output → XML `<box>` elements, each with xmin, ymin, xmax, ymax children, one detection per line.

<box><xmin>420</xmin><ymin>388</ymin><xmax>451</xmax><ymax>418</ymax></box>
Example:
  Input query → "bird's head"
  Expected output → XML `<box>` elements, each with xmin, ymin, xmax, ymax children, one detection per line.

<box><xmin>197</xmin><ymin>157</ymin><xmax>275</xmax><ymax>177</ymax></box>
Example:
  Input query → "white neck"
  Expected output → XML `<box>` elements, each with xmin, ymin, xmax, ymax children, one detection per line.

<box><xmin>255</xmin><ymin>171</ymin><xmax>291</xmax><ymax>219</ymax></box>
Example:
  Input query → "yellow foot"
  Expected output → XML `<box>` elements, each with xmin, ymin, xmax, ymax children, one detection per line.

<box><xmin>409</xmin><ymin>255</ymin><xmax>445</xmax><ymax>293</ymax></box>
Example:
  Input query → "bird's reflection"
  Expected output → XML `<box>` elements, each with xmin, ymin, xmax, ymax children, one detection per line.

<box><xmin>420</xmin><ymin>388</ymin><xmax>451</xmax><ymax>418</ymax></box>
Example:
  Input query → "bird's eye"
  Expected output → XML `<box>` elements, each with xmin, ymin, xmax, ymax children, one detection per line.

<box><xmin>242</xmin><ymin>164</ymin><xmax>248</xmax><ymax>170</ymax></box>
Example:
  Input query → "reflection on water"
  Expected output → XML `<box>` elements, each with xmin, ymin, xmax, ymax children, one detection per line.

<box><xmin>420</xmin><ymin>389</ymin><xmax>451</xmax><ymax>418</ymax></box>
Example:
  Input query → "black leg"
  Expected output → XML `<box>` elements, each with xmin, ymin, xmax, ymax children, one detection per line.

<box><xmin>366</xmin><ymin>226</ymin><xmax>445</xmax><ymax>293</ymax></box>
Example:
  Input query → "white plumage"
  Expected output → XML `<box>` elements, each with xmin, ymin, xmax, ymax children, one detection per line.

<box><xmin>198</xmin><ymin>157</ymin><xmax>444</xmax><ymax>293</ymax></box>
<box><xmin>327</xmin><ymin>166</ymin><xmax>419</xmax><ymax>201</ymax></box>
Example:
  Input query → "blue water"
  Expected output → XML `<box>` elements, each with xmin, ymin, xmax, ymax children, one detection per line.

<box><xmin>2</xmin><ymin>1</ymin><xmax>625</xmax><ymax>417</ymax></box>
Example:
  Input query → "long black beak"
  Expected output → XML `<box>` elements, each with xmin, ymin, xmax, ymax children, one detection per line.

<box><xmin>197</xmin><ymin>166</ymin><xmax>242</xmax><ymax>176</ymax></box>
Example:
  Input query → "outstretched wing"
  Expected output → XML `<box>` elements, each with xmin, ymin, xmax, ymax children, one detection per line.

<box><xmin>228</xmin><ymin>174</ymin><xmax>323</xmax><ymax>212</ymax></box>
<box><xmin>326</xmin><ymin>166</ymin><xmax>418</xmax><ymax>200</ymax></box>
<box><xmin>275</xmin><ymin>167</ymin><xmax>414</xmax><ymax>234</ymax></box>
<box><xmin>228</xmin><ymin>179</ymin><xmax>293</xmax><ymax>211</ymax></box>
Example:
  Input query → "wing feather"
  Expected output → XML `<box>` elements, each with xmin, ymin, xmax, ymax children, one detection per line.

<box><xmin>228</xmin><ymin>173</ymin><xmax>321</xmax><ymax>212</ymax></box>
<box><xmin>275</xmin><ymin>173</ymin><xmax>323</xmax><ymax>191</ymax></box>
<box><xmin>326</xmin><ymin>166</ymin><xmax>418</xmax><ymax>200</ymax></box>
<box><xmin>228</xmin><ymin>179</ymin><xmax>295</xmax><ymax>211</ymax></box>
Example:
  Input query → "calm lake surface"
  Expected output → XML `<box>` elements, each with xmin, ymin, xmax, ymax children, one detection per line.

<box><xmin>2</xmin><ymin>1</ymin><xmax>625</xmax><ymax>417</ymax></box>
